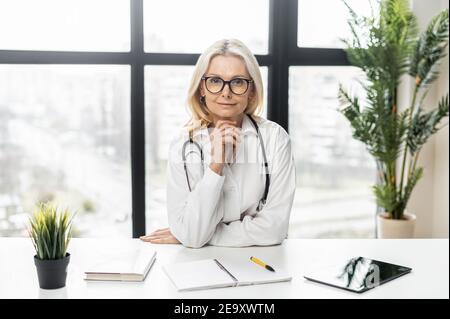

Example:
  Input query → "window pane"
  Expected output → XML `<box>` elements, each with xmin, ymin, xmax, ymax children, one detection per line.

<box><xmin>298</xmin><ymin>0</ymin><xmax>376</xmax><ymax>48</ymax></box>
<box><xmin>0</xmin><ymin>0</ymin><xmax>130</xmax><ymax>51</ymax></box>
<box><xmin>0</xmin><ymin>65</ymin><xmax>131</xmax><ymax>237</ymax></box>
<box><xmin>289</xmin><ymin>66</ymin><xmax>376</xmax><ymax>238</ymax></box>
<box><xmin>144</xmin><ymin>0</ymin><xmax>269</xmax><ymax>54</ymax></box>
<box><xmin>145</xmin><ymin>66</ymin><xmax>267</xmax><ymax>232</ymax></box>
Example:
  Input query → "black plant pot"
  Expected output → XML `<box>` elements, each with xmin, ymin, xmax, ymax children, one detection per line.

<box><xmin>34</xmin><ymin>253</ymin><xmax>70</xmax><ymax>289</ymax></box>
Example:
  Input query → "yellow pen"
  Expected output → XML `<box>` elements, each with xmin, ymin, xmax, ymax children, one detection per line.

<box><xmin>250</xmin><ymin>256</ymin><xmax>275</xmax><ymax>272</ymax></box>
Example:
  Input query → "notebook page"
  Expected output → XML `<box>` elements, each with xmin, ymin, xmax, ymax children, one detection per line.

<box><xmin>219</xmin><ymin>258</ymin><xmax>292</xmax><ymax>286</ymax></box>
<box><xmin>163</xmin><ymin>259</ymin><xmax>236</xmax><ymax>291</ymax></box>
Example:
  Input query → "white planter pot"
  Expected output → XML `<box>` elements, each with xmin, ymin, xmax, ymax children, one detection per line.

<box><xmin>377</xmin><ymin>212</ymin><xmax>416</xmax><ymax>238</ymax></box>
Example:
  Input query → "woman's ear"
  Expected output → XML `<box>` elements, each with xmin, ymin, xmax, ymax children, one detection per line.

<box><xmin>248</xmin><ymin>88</ymin><xmax>256</xmax><ymax>103</ymax></box>
<box><xmin>199</xmin><ymin>84</ymin><xmax>205</xmax><ymax>97</ymax></box>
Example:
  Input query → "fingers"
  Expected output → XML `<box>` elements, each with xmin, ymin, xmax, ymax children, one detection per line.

<box><xmin>146</xmin><ymin>238</ymin><xmax>167</xmax><ymax>244</ymax></box>
<box><xmin>150</xmin><ymin>228</ymin><xmax>170</xmax><ymax>235</ymax></box>
<box><xmin>139</xmin><ymin>228</ymin><xmax>170</xmax><ymax>240</ymax></box>
<box><xmin>140</xmin><ymin>234</ymin><xmax>180</xmax><ymax>244</ymax></box>
<box><xmin>211</xmin><ymin>128</ymin><xmax>241</xmax><ymax>164</ymax></box>
<box><xmin>151</xmin><ymin>237</ymin><xmax>179</xmax><ymax>244</ymax></box>
<box><xmin>221</xmin><ymin>130</ymin><xmax>241</xmax><ymax>145</ymax></box>
<box><xmin>215</xmin><ymin>120</ymin><xmax>238</xmax><ymax>129</ymax></box>
<box><xmin>217</xmin><ymin>122</ymin><xmax>240</xmax><ymax>131</ymax></box>
<box><xmin>210</xmin><ymin>121</ymin><xmax>242</xmax><ymax>165</ymax></box>
<box><xmin>211</xmin><ymin>126</ymin><xmax>241</xmax><ymax>143</ymax></box>
<box><xmin>140</xmin><ymin>234</ymin><xmax>166</xmax><ymax>242</ymax></box>
<box><xmin>213</xmin><ymin>121</ymin><xmax>241</xmax><ymax>135</ymax></box>
<box><xmin>139</xmin><ymin>232</ymin><xmax>166</xmax><ymax>239</ymax></box>
<box><xmin>219</xmin><ymin>126</ymin><xmax>242</xmax><ymax>138</ymax></box>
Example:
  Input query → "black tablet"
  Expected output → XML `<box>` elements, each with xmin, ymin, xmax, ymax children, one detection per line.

<box><xmin>303</xmin><ymin>257</ymin><xmax>412</xmax><ymax>293</ymax></box>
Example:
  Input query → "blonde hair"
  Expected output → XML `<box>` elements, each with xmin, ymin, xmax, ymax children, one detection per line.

<box><xmin>185</xmin><ymin>39</ymin><xmax>264</xmax><ymax>133</ymax></box>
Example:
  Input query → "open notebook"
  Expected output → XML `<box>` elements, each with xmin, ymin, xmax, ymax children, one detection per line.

<box><xmin>84</xmin><ymin>244</ymin><xmax>157</xmax><ymax>282</ymax></box>
<box><xmin>163</xmin><ymin>258</ymin><xmax>291</xmax><ymax>291</ymax></box>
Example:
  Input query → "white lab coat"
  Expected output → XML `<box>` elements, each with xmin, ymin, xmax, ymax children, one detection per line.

<box><xmin>166</xmin><ymin>114</ymin><xmax>296</xmax><ymax>248</ymax></box>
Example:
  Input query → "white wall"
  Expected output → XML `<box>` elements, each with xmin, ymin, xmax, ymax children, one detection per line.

<box><xmin>431</xmin><ymin>0</ymin><xmax>449</xmax><ymax>238</ymax></box>
<box><xmin>406</xmin><ymin>0</ymin><xmax>449</xmax><ymax>237</ymax></box>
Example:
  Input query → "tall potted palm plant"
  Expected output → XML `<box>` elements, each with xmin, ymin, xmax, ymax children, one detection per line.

<box><xmin>338</xmin><ymin>0</ymin><xmax>449</xmax><ymax>238</ymax></box>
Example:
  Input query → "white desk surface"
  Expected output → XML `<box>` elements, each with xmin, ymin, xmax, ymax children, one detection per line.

<box><xmin>0</xmin><ymin>238</ymin><xmax>448</xmax><ymax>299</ymax></box>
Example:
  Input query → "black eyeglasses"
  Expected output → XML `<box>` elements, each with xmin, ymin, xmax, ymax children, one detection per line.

<box><xmin>201</xmin><ymin>76</ymin><xmax>253</xmax><ymax>95</ymax></box>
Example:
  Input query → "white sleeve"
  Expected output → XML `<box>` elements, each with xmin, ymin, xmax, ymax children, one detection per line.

<box><xmin>166</xmin><ymin>136</ymin><xmax>225</xmax><ymax>248</ymax></box>
<box><xmin>207</xmin><ymin>128</ymin><xmax>296</xmax><ymax>247</ymax></box>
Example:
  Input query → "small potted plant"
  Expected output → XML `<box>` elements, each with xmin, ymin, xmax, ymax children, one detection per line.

<box><xmin>339</xmin><ymin>0</ymin><xmax>449</xmax><ymax>237</ymax></box>
<box><xmin>28</xmin><ymin>202</ymin><xmax>75</xmax><ymax>289</ymax></box>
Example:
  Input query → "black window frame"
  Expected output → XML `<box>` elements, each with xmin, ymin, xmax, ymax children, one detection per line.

<box><xmin>0</xmin><ymin>0</ymin><xmax>349</xmax><ymax>238</ymax></box>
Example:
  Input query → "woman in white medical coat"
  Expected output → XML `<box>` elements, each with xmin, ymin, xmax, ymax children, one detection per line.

<box><xmin>140</xmin><ymin>39</ymin><xmax>296</xmax><ymax>248</ymax></box>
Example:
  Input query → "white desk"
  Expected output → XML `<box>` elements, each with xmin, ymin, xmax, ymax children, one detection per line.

<box><xmin>0</xmin><ymin>238</ymin><xmax>448</xmax><ymax>299</ymax></box>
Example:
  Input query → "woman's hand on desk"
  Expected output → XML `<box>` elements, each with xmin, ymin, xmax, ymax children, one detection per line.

<box><xmin>139</xmin><ymin>228</ymin><xmax>181</xmax><ymax>244</ymax></box>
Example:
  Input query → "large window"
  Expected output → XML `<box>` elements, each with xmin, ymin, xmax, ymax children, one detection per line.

<box><xmin>288</xmin><ymin>66</ymin><xmax>376</xmax><ymax>238</ymax></box>
<box><xmin>144</xmin><ymin>0</ymin><xmax>269</xmax><ymax>54</ymax></box>
<box><xmin>290</xmin><ymin>0</ymin><xmax>377</xmax><ymax>238</ymax></box>
<box><xmin>0</xmin><ymin>65</ymin><xmax>131</xmax><ymax>237</ymax></box>
<box><xmin>297</xmin><ymin>0</ymin><xmax>376</xmax><ymax>48</ymax></box>
<box><xmin>144</xmin><ymin>66</ymin><xmax>194</xmax><ymax>232</ymax></box>
<box><xmin>0</xmin><ymin>0</ymin><xmax>130</xmax><ymax>52</ymax></box>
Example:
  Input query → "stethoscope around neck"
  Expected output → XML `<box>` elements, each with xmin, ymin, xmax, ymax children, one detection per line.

<box><xmin>181</xmin><ymin>114</ymin><xmax>270</xmax><ymax>212</ymax></box>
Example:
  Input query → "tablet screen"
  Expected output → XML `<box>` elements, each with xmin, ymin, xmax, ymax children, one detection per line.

<box><xmin>304</xmin><ymin>257</ymin><xmax>412</xmax><ymax>293</ymax></box>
